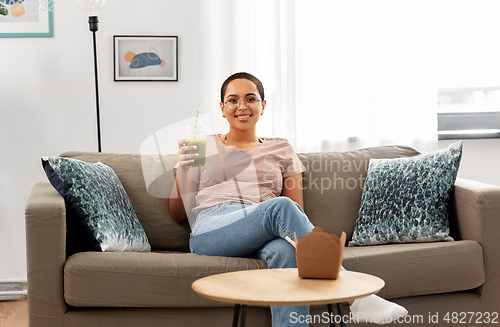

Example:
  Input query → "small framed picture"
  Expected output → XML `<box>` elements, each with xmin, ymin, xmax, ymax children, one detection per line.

<box><xmin>0</xmin><ymin>0</ymin><xmax>54</xmax><ymax>38</ymax></box>
<box><xmin>113</xmin><ymin>35</ymin><xmax>178</xmax><ymax>82</ymax></box>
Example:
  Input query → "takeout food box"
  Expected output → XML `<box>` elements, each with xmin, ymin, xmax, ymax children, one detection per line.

<box><xmin>296</xmin><ymin>227</ymin><xmax>346</xmax><ymax>279</ymax></box>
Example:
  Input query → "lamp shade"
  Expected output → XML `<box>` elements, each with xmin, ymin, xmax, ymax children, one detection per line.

<box><xmin>77</xmin><ymin>0</ymin><xmax>106</xmax><ymax>16</ymax></box>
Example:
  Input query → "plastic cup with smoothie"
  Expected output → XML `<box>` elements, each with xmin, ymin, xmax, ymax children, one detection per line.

<box><xmin>184</xmin><ymin>121</ymin><xmax>207</xmax><ymax>167</ymax></box>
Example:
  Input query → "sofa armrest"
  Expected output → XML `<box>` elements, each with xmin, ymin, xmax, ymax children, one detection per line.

<box><xmin>25</xmin><ymin>182</ymin><xmax>67</xmax><ymax>327</ymax></box>
<box><xmin>450</xmin><ymin>178</ymin><xmax>500</xmax><ymax>312</ymax></box>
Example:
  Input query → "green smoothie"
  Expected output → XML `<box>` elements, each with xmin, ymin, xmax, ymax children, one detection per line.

<box><xmin>188</xmin><ymin>139</ymin><xmax>207</xmax><ymax>167</ymax></box>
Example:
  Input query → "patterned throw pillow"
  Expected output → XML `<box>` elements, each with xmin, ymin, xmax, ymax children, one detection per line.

<box><xmin>42</xmin><ymin>157</ymin><xmax>151</xmax><ymax>253</ymax></box>
<box><xmin>349</xmin><ymin>141</ymin><xmax>463</xmax><ymax>246</ymax></box>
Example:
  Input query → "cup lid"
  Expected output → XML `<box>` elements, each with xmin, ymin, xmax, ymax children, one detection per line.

<box><xmin>184</xmin><ymin>121</ymin><xmax>208</xmax><ymax>135</ymax></box>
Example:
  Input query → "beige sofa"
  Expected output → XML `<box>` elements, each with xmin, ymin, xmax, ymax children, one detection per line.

<box><xmin>25</xmin><ymin>145</ymin><xmax>500</xmax><ymax>327</ymax></box>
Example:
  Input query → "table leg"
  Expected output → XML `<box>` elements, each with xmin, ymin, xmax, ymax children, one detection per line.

<box><xmin>338</xmin><ymin>303</ymin><xmax>346</xmax><ymax>327</ymax></box>
<box><xmin>240</xmin><ymin>305</ymin><xmax>247</xmax><ymax>327</ymax></box>
<box><xmin>232</xmin><ymin>304</ymin><xmax>240</xmax><ymax>327</ymax></box>
<box><xmin>231</xmin><ymin>304</ymin><xmax>247</xmax><ymax>327</ymax></box>
<box><xmin>328</xmin><ymin>303</ymin><xmax>347</xmax><ymax>327</ymax></box>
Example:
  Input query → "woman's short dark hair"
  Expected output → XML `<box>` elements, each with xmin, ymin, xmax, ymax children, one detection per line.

<box><xmin>220</xmin><ymin>72</ymin><xmax>265</xmax><ymax>103</ymax></box>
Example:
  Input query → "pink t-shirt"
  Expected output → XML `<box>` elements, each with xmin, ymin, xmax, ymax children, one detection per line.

<box><xmin>186</xmin><ymin>134</ymin><xmax>306</xmax><ymax>215</ymax></box>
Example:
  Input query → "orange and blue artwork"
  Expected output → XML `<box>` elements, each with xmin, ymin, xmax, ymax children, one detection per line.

<box><xmin>124</xmin><ymin>50</ymin><xmax>166</xmax><ymax>69</ymax></box>
<box><xmin>114</xmin><ymin>36</ymin><xmax>177</xmax><ymax>81</ymax></box>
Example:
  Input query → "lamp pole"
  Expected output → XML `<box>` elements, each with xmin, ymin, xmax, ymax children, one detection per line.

<box><xmin>89</xmin><ymin>16</ymin><xmax>101</xmax><ymax>153</ymax></box>
<box><xmin>78</xmin><ymin>0</ymin><xmax>106</xmax><ymax>152</ymax></box>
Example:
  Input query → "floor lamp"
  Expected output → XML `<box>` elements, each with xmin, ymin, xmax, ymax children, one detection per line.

<box><xmin>77</xmin><ymin>0</ymin><xmax>106</xmax><ymax>152</ymax></box>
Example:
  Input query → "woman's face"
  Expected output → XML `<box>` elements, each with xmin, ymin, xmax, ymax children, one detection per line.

<box><xmin>220</xmin><ymin>78</ymin><xmax>266</xmax><ymax>132</ymax></box>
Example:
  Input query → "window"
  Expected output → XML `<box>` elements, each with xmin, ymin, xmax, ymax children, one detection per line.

<box><xmin>435</xmin><ymin>1</ymin><xmax>500</xmax><ymax>140</ymax></box>
<box><xmin>437</xmin><ymin>88</ymin><xmax>500</xmax><ymax>139</ymax></box>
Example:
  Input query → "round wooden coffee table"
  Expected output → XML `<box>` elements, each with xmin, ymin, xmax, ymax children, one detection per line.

<box><xmin>192</xmin><ymin>268</ymin><xmax>384</xmax><ymax>327</ymax></box>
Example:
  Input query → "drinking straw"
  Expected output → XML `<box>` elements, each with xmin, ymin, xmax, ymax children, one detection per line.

<box><xmin>194</xmin><ymin>110</ymin><xmax>199</xmax><ymax>140</ymax></box>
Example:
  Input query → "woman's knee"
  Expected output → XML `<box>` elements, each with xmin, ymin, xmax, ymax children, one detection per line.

<box><xmin>275</xmin><ymin>196</ymin><xmax>297</xmax><ymax>206</ymax></box>
<box><xmin>267</xmin><ymin>196</ymin><xmax>302</xmax><ymax>214</ymax></box>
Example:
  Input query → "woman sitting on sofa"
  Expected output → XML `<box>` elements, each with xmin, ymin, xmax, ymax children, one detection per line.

<box><xmin>170</xmin><ymin>72</ymin><xmax>407</xmax><ymax>326</ymax></box>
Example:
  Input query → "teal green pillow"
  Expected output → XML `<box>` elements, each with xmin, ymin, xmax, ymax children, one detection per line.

<box><xmin>349</xmin><ymin>141</ymin><xmax>463</xmax><ymax>246</ymax></box>
<box><xmin>42</xmin><ymin>157</ymin><xmax>151</xmax><ymax>253</ymax></box>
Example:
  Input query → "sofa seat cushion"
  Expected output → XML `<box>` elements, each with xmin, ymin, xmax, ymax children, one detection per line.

<box><xmin>64</xmin><ymin>251</ymin><xmax>267</xmax><ymax>308</ymax></box>
<box><xmin>343</xmin><ymin>240</ymin><xmax>484</xmax><ymax>299</ymax></box>
<box><xmin>64</xmin><ymin>241</ymin><xmax>484</xmax><ymax>308</ymax></box>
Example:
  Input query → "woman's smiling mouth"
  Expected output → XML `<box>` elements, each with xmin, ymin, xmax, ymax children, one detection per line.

<box><xmin>236</xmin><ymin>114</ymin><xmax>252</xmax><ymax>121</ymax></box>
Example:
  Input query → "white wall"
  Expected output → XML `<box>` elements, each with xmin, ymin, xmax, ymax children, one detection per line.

<box><xmin>0</xmin><ymin>0</ymin><xmax>203</xmax><ymax>281</ymax></box>
<box><xmin>1</xmin><ymin>0</ymin><xmax>499</xmax><ymax>283</ymax></box>
<box><xmin>439</xmin><ymin>139</ymin><xmax>500</xmax><ymax>187</ymax></box>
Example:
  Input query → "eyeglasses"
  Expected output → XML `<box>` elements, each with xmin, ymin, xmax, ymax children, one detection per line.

<box><xmin>224</xmin><ymin>97</ymin><xmax>261</xmax><ymax>110</ymax></box>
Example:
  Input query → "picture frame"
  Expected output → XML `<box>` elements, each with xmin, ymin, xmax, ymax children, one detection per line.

<box><xmin>113</xmin><ymin>35</ymin><xmax>178</xmax><ymax>82</ymax></box>
<box><xmin>0</xmin><ymin>0</ymin><xmax>54</xmax><ymax>38</ymax></box>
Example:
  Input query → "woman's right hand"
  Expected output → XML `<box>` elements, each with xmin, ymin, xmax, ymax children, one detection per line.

<box><xmin>171</xmin><ymin>139</ymin><xmax>200</xmax><ymax>224</ymax></box>
<box><xmin>177</xmin><ymin>138</ymin><xmax>199</xmax><ymax>170</ymax></box>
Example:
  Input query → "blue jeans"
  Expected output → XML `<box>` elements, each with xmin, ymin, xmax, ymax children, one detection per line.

<box><xmin>190</xmin><ymin>197</ymin><xmax>315</xmax><ymax>327</ymax></box>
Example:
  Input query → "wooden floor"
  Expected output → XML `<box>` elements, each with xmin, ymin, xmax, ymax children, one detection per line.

<box><xmin>0</xmin><ymin>300</ymin><xmax>28</xmax><ymax>327</ymax></box>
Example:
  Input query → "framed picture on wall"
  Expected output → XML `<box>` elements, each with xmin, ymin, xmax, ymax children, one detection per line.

<box><xmin>0</xmin><ymin>0</ymin><xmax>54</xmax><ymax>37</ymax></box>
<box><xmin>113</xmin><ymin>35</ymin><xmax>178</xmax><ymax>82</ymax></box>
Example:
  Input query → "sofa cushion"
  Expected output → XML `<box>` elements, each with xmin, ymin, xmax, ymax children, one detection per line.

<box><xmin>297</xmin><ymin>145</ymin><xmax>420</xmax><ymax>241</ymax></box>
<box><xmin>349</xmin><ymin>141</ymin><xmax>463</xmax><ymax>246</ymax></box>
<box><xmin>64</xmin><ymin>240</ymin><xmax>483</xmax><ymax>308</ymax></box>
<box><xmin>60</xmin><ymin>152</ymin><xmax>190</xmax><ymax>252</ymax></box>
<box><xmin>60</xmin><ymin>145</ymin><xmax>420</xmax><ymax>252</ymax></box>
<box><xmin>64</xmin><ymin>251</ymin><xmax>267</xmax><ymax>308</ymax></box>
<box><xmin>343</xmin><ymin>240</ymin><xmax>484</xmax><ymax>299</ymax></box>
<box><xmin>42</xmin><ymin>157</ymin><xmax>151</xmax><ymax>254</ymax></box>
